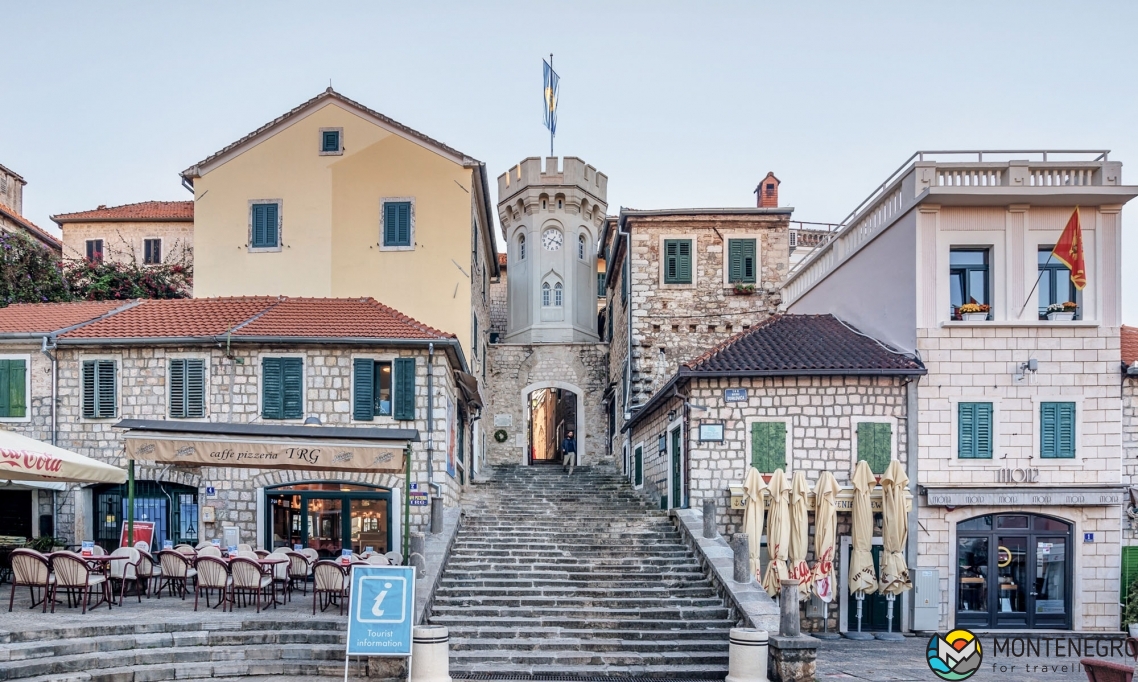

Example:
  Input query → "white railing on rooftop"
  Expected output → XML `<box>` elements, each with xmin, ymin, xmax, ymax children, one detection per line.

<box><xmin>783</xmin><ymin>150</ymin><xmax>1112</xmax><ymax>304</ymax></box>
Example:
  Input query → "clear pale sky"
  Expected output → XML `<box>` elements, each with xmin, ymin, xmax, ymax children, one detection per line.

<box><xmin>2</xmin><ymin>2</ymin><xmax>1135</xmax><ymax>323</ymax></box>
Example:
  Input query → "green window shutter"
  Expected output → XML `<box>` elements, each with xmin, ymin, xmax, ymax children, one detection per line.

<box><xmin>262</xmin><ymin>358</ymin><xmax>283</xmax><ymax>419</ymax></box>
<box><xmin>252</xmin><ymin>204</ymin><xmax>278</xmax><ymax>248</ymax></box>
<box><xmin>1041</xmin><ymin>402</ymin><xmax>1076</xmax><ymax>459</ymax></box>
<box><xmin>751</xmin><ymin>421</ymin><xmax>787</xmax><ymax>472</ymax></box>
<box><xmin>858</xmin><ymin>422</ymin><xmax>891</xmax><ymax>474</ymax></box>
<box><xmin>93</xmin><ymin>360</ymin><xmax>116</xmax><ymax>418</ymax></box>
<box><xmin>0</xmin><ymin>360</ymin><xmax>10</xmax><ymax>418</ymax></box>
<box><xmin>398</xmin><ymin>203</ymin><xmax>411</xmax><ymax>245</ymax></box>
<box><xmin>958</xmin><ymin>403</ymin><xmax>993</xmax><ymax>459</ymax></box>
<box><xmin>665</xmin><ymin>239</ymin><xmax>692</xmax><ymax>284</ymax></box>
<box><xmin>384</xmin><ymin>202</ymin><xmax>412</xmax><ymax>247</ymax></box>
<box><xmin>393</xmin><ymin>357</ymin><xmax>416</xmax><ymax>421</ymax></box>
<box><xmin>322</xmin><ymin>130</ymin><xmax>339</xmax><ymax>152</ymax></box>
<box><xmin>169</xmin><ymin>359</ymin><xmax>186</xmax><ymax>418</ymax></box>
<box><xmin>353</xmin><ymin>358</ymin><xmax>375</xmax><ymax>421</ymax></box>
<box><xmin>677</xmin><ymin>240</ymin><xmax>692</xmax><ymax>283</ymax></box>
<box><xmin>1122</xmin><ymin>547</ymin><xmax>1138</xmax><ymax>601</ymax></box>
<box><xmin>728</xmin><ymin>239</ymin><xmax>756</xmax><ymax>284</ymax></box>
<box><xmin>975</xmin><ymin>403</ymin><xmax>992</xmax><ymax>458</ymax></box>
<box><xmin>82</xmin><ymin>360</ymin><xmax>96</xmax><ymax>418</ymax></box>
<box><xmin>634</xmin><ymin>446</ymin><xmax>643</xmax><ymax>486</ymax></box>
<box><xmin>185</xmin><ymin>359</ymin><xmax>205</xmax><ymax>418</ymax></box>
<box><xmin>281</xmin><ymin>358</ymin><xmax>303</xmax><ymax>419</ymax></box>
<box><xmin>9</xmin><ymin>359</ymin><xmax>24</xmax><ymax>418</ymax></box>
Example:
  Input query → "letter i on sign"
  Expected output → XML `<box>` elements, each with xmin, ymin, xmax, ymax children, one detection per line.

<box><xmin>371</xmin><ymin>582</ymin><xmax>393</xmax><ymax>617</ymax></box>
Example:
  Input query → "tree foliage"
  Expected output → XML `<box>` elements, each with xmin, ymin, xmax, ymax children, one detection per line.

<box><xmin>0</xmin><ymin>230</ymin><xmax>71</xmax><ymax>305</ymax></box>
<box><xmin>64</xmin><ymin>258</ymin><xmax>192</xmax><ymax>301</ymax></box>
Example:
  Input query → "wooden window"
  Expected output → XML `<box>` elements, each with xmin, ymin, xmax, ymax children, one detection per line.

<box><xmin>262</xmin><ymin>357</ymin><xmax>303</xmax><ymax>420</ymax></box>
<box><xmin>169</xmin><ymin>359</ymin><xmax>206</xmax><ymax>419</ymax></box>
<box><xmin>81</xmin><ymin>359</ymin><xmax>116</xmax><ymax>419</ymax></box>
<box><xmin>383</xmin><ymin>201</ymin><xmax>412</xmax><ymax>247</ymax></box>
<box><xmin>393</xmin><ymin>357</ymin><xmax>416</xmax><ymax>421</ymax></box>
<box><xmin>857</xmin><ymin>422</ymin><xmax>892</xmax><ymax>474</ymax></box>
<box><xmin>86</xmin><ymin>239</ymin><xmax>104</xmax><ymax>264</ymax></box>
<box><xmin>1040</xmin><ymin>402</ymin><xmax>1076</xmax><ymax>459</ymax></box>
<box><xmin>251</xmin><ymin>203</ymin><xmax>279</xmax><ymax>249</ymax></box>
<box><xmin>750</xmin><ymin>421</ymin><xmax>786</xmax><ymax>473</ymax></box>
<box><xmin>664</xmin><ymin>239</ymin><xmax>692</xmax><ymax>284</ymax></box>
<box><xmin>728</xmin><ymin>239</ymin><xmax>757</xmax><ymax>284</ymax></box>
<box><xmin>957</xmin><ymin>402</ymin><xmax>993</xmax><ymax>459</ymax></box>
<box><xmin>0</xmin><ymin>359</ymin><xmax>27</xmax><ymax>418</ymax></box>
<box><xmin>144</xmin><ymin>238</ymin><xmax>161</xmax><ymax>265</ymax></box>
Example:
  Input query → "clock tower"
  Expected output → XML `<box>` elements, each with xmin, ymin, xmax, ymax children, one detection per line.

<box><xmin>498</xmin><ymin>156</ymin><xmax>607</xmax><ymax>343</ymax></box>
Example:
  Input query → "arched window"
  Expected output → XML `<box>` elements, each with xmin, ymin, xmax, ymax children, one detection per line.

<box><xmin>518</xmin><ymin>234</ymin><xmax>526</xmax><ymax>260</ymax></box>
<box><xmin>541</xmin><ymin>282</ymin><xmax>550</xmax><ymax>307</ymax></box>
<box><xmin>554</xmin><ymin>282</ymin><xmax>563</xmax><ymax>307</ymax></box>
<box><xmin>578</xmin><ymin>234</ymin><xmax>587</xmax><ymax>260</ymax></box>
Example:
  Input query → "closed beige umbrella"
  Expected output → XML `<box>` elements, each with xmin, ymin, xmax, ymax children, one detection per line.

<box><xmin>849</xmin><ymin>460</ymin><xmax>877</xmax><ymax>596</ymax></box>
<box><xmin>788</xmin><ymin>470</ymin><xmax>811</xmax><ymax>600</ymax></box>
<box><xmin>742</xmin><ymin>466</ymin><xmax>768</xmax><ymax>582</ymax></box>
<box><xmin>879</xmin><ymin>459</ymin><xmax>913</xmax><ymax>595</ymax></box>
<box><xmin>0</xmin><ymin>429</ymin><xmax>126</xmax><ymax>484</ymax></box>
<box><xmin>811</xmin><ymin>470</ymin><xmax>840</xmax><ymax>603</ymax></box>
<box><xmin>761</xmin><ymin>468</ymin><xmax>790</xmax><ymax>597</ymax></box>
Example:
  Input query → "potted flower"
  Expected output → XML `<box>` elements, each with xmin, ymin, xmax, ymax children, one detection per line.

<box><xmin>958</xmin><ymin>303</ymin><xmax>990</xmax><ymax>321</ymax></box>
<box><xmin>733</xmin><ymin>283</ymin><xmax>756</xmax><ymax>296</ymax></box>
<box><xmin>1046</xmin><ymin>301</ymin><xmax>1077</xmax><ymax>321</ymax></box>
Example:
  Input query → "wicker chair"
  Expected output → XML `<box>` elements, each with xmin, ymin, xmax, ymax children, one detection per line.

<box><xmin>90</xmin><ymin>545</ymin><xmax>106</xmax><ymax>557</ymax></box>
<box><xmin>285</xmin><ymin>551</ymin><xmax>312</xmax><ymax>595</ymax></box>
<box><xmin>1081</xmin><ymin>658</ymin><xmax>1135</xmax><ymax>682</ymax></box>
<box><xmin>365</xmin><ymin>555</ymin><xmax>390</xmax><ymax>566</ymax></box>
<box><xmin>385</xmin><ymin>551</ymin><xmax>403</xmax><ymax>566</ymax></box>
<box><xmin>301</xmin><ymin>548</ymin><xmax>319</xmax><ymax>565</ymax></box>
<box><xmin>198</xmin><ymin>545</ymin><xmax>221</xmax><ymax>558</ymax></box>
<box><xmin>50</xmin><ymin>552</ymin><xmax>111</xmax><ymax>613</ymax></box>
<box><xmin>312</xmin><ymin>560</ymin><xmax>348</xmax><ymax>615</ymax></box>
<box><xmin>133</xmin><ymin>541</ymin><xmax>150</xmax><ymax>553</ymax></box>
<box><xmin>230</xmin><ymin>557</ymin><xmax>274</xmax><ymax>613</ymax></box>
<box><xmin>194</xmin><ymin>541</ymin><xmax>212</xmax><ymax>551</ymax></box>
<box><xmin>135</xmin><ymin>549</ymin><xmax>162</xmax><ymax>598</ymax></box>
<box><xmin>174</xmin><ymin>544</ymin><xmax>196</xmax><ymax>556</ymax></box>
<box><xmin>8</xmin><ymin>548</ymin><xmax>53</xmax><ymax>612</ymax></box>
<box><xmin>194</xmin><ymin>555</ymin><xmax>232</xmax><ymax>611</ymax></box>
<box><xmin>236</xmin><ymin>543</ymin><xmax>254</xmax><ymax>553</ymax></box>
<box><xmin>267</xmin><ymin>553</ymin><xmax>290</xmax><ymax>602</ymax></box>
<box><xmin>254</xmin><ymin>549</ymin><xmax>270</xmax><ymax>559</ymax></box>
<box><xmin>107</xmin><ymin>547</ymin><xmax>142</xmax><ymax>605</ymax></box>
<box><xmin>156</xmin><ymin>549</ymin><xmax>197</xmax><ymax>599</ymax></box>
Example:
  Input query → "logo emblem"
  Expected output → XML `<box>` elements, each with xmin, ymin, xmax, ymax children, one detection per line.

<box><xmin>926</xmin><ymin>629</ymin><xmax>982</xmax><ymax>680</ymax></box>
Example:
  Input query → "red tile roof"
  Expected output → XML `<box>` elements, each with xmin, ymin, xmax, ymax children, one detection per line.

<box><xmin>51</xmin><ymin>201</ymin><xmax>194</xmax><ymax>224</ymax></box>
<box><xmin>1123</xmin><ymin>325</ymin><xmax>1138</xmax><ymax>367</ymax></box>
<box><xmin>0</xmin><ymin>201</ymin><xmax>62</xmax><ymax>251</ymax></box>
<box><xmin>497</xmin><ymin>253</ymin><xmax>507</xmax><ymax>268</ymax></box>
<box><xmin>0</xmin><ymin>301</ymin><xmax>126</xmax><ymax>334</ymax></box>
<box><xmin>49</xmin><ymin>296</ymin><xmax>453</xmax><ymax>341</ymax></box>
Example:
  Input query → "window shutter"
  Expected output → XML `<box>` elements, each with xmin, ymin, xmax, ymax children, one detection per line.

<box><xmin>186</xmin><ymin>359</ymin><xmax>205</xmax><ymax>418</ymax></box>
<box><xmin>393</xmin><ymin>358</ymin><xmax>416</xmax><ymax>421</ymax></box>
<box><xmin>1122</xmin><ymin>546</ymin><xmax>1138</xmax><ymax>601</ymax></box>
<box><xmin>82</xmin><ymin>360</ymin><xmax>96</xmax><ymax>418</ymax></box>
<box><xmin>858</xmin><ymin>422</ymin><xmax>890</xmax><ymax>474</ymax></box>
<box><xmin>9</xmin><ymin>360</ymin><xmax>24</xmax><ymax>418</ymax></box>
<box><xmin>169</xmin><ymin>359</ymin><xmax>186</xmax><ymax>418</ymax></box>
<box><xmin>743</xmin><ymin>239</ymin><xmax>755</xmax><ymax>281</ymax></box>
<box><xmin>0</xmin><ymin>360</ymin><xmax>10</xmax><ymax>417</ymax></box>
<box><xmin>975</xmin><ymin>402</ymin><xmax>993</xmax><ymax>458</ymax></box>
<box><xmin>958</xmin><ymin>403</ymin><xmax>975</xmax><ymax>458</ymax></box>
<box><xmin>729</xmin><ymin>240</ymin><xmax>744</xmax><ymax>283</ymax></box>
<box><xmin>252</xmin><ymin>205</ymin><xmax>265</xmax><ymax>247</ymax></box>
<box><xmin>751</xmin><ymin>422</ymin><xmax>786</xmax><ymax>472</ymax></box>
<box><xmin>1040</xmin><ymin>402</ymin><xmax>1058</xmax><ymax>458</ymax></box>
<box><xmin>677</xmin><ymin>240</ymin><xmax>692</xmax><ymax>283</ymax></box>
<box><xmin>262</xmin><ymin>358</ymin><xmax>283</xmax><ymax>419</ymax></box>
<box><xmin>665</xmin><ymin>240</ymin><xmax>679</xmax><ymax>283</ymax></box>
<box><xmin>95</xmin><ymin>360</ymin><xmax>116</xmax><ymax>418</ymax></box>
<box><xmin>281</xmin><ymin>358</ymin><xmax>303</xmax><ymax>419</ymax></box>
<box><xmin>353</xmin><ymin>358</ymin><xmax>375</xmax><ymax>421</ymax></box>
<box><xmin>398</xmin><ymin>203</ymin><xmax>411</xmax><ymax>245</ymax></box>
<box><xmin>1057</xmin><ymin>402</ymin><xmax>1076</xmax><ymax>458</ymax></box>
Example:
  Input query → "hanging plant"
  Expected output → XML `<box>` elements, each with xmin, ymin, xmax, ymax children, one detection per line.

<box><xmin>493</xmin><ymin>429</ymin><xmax>509</xmax><ymax>443</ymax></box>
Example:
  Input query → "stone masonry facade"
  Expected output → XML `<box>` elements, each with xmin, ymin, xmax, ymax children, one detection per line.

<box><xmin>60</xmin><ymin>220</ymin><xmax>193</xmax><ymax>266</ymax></box>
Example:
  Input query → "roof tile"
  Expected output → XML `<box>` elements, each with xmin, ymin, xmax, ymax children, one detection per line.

<box><xmin>0</xmin><ymin>201</ymin><xmax>62</xmax><ymax>250</ymax></box>
<box><xmin>1123</xmin><ymin>325</ymin><xmax>1138</xmax><ymax>366</ymax></box>
<box><xmin>0</xmin><ymin>301</ymin><xmax>125</xmax><ymax>334</ymax></box>
<box><xmin>51</xmin><ymin>201</ymin><xmax>193</xmax><ymax>224</ymax></box>
<box><xmin>59</xmin><ymin>297</ymin><xmax>280</xmax><ymax>339</ymax></box>
<box><xmin>683</xmin><ymin>314</ymin><xmax>925</xmax><ymax>375</ymax></box>
<box><xmin>233</xmin><ymin>298</ymin><xmax>452</xmax><ymax>340</ymax></box>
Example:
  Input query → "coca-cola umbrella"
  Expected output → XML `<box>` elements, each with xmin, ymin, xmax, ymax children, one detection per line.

<box><xmin>0</xmin><ymin>429</ymin><xmax>126</xmax><ymax>484</ymax></box>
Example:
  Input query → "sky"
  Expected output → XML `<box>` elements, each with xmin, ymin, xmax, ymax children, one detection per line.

<box><xmin>2</xmin><ymin>2</ymin><xmax>1136</xmax><ymax>322</ymax></box>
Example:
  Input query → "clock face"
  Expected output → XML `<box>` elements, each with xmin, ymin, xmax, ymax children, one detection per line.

<box><xmin>542</xmin><ymin>229</ymin><xmax>563</xmax><ymax>251</ymax></box>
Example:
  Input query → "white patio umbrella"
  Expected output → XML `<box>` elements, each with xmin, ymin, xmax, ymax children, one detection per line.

<box><xmin>761</xmin><ymin>468</ymin><xmax>790</xmax><ymax>597</ymax></box>
<box><xmin>742</xmin><ymin>466</ymin><xmax>768</xmax><ymax>582</ymax></box>
<box><xmin>849</xmin><ymin>460</ymin><xmax>878</xmax><ymax>597</ymax></box>
<box><xmin>879</xmin><ymin>460</ymin><xmax>913</xmax><ymax>595</ymax></box>
<box><xmin>811</xmin><ymin>470</ymin><xmax>840</xmax><ymax>603</ymax></box>
<box><xmin>0</xmin><ymin>429</ymin><xmax>125</xmax><ymax>484</ymax></box>
<box><xmin>788</xmin><ymin>470</ymin><xmax>811</xmax><ymax>600</ymax></box>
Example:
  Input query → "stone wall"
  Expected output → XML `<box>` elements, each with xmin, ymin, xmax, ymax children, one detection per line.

<box><xmin>489</xmin><ymin>269</ymin><xmax>507</xmax><ymax>336</ymax></box>
<box><xmin>1123</xmin><ymin>376</ymin><xmax>1137</xmax><ymax>487</ymax></box>
<box><xmin>60</xmin><ymin>220</ymin><xmax>193</xmax><ymax>266</ymax></box>
<box><xmin>3</xmin><ymin>342</ymin><xmax>469</xmax><ymax>547</ymax></box>
<box><xmin>0</xmin><ymin>165</ymin><xmax>23</xmax><ymax>214</ymax></box>
<box><xmin>483</xmin><ymin>342</ymin><xmax>609</xmax><ymax>467</ymax></box>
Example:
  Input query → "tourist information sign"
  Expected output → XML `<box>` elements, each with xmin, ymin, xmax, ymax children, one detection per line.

<box><xmin>345</xmin><ymin>565</ymin><xmax>416</xmax><ymax>661</ymax></box>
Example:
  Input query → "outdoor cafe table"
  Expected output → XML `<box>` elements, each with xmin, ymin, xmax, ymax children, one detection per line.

<box><xmin>46</xmin><ymin>553</ymin><xmax>128</xmax><ymax>610</ymax></box>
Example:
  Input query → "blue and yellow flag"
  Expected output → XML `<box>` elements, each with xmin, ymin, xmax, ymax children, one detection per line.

<box><xmin>543</xmin><ymin>59</ymin><xmax>559</xmax><ymax>135</ymax></box>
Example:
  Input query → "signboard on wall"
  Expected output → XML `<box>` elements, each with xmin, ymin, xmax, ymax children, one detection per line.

<box><xmin>119</xmin><ymin>521</ymin><xmax>154</xmax><ymax>548</ymax></box>
<box><xmin>724</xmin><ymin>388</ymin><xmax>748</xmax><ymax>402</ymax></box>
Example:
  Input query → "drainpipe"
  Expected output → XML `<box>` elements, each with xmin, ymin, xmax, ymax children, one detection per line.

<box><xmin>904</xmin><ymin>376</ymin><xmax>920</xmax><ymax>633</ymax></box>
<box><xmin>619</xmin><ymin>219</ymin><xmax>633</xmax><ymax>422</ymax></box>
<box><xmin>40</xmin><ymin>336</ymin><xmax>60</xmax><ymax>538</ymax></box>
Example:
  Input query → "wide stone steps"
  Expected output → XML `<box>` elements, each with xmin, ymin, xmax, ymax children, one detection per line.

<box><xmin>430</xmin><ymin>464</ymin><xmax>733</xmax><ymax>678</ymax></box>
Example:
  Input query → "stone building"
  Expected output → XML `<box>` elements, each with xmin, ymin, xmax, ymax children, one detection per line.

<box><xmin>51</xmin><ymin>200</ymin><xmax>194</xmax><ymax>269</ymax></box>
<box><xmin>623</xmin><ymin>313</ymin><xmax>924</xmax><ymax>633</ymax></box>
<box><xmin>483</xmin><ymin>157</ymin><xmax>608</xmax><ymax>466</ymax></box>
<box><xmin>784</xmin><ymin>150</ymin><xmax>1138</xmax><ymax>632</ymax></box>
<box><xmin>598</xmin><ymin>184</ymin><xmax>793</xmax><ymax>470</ymax></box>
<box><xmin>0</xmin><ymin>296</ymin><xmax>478</xmax><ymax>556</ymax></box>
<box><xmin>1122</xmin><ymin>326</ymin><xmax>1138</xmax><ymax>574</ymax></box>
<box><xmin>0</xmin><ymin>162</ymin><xmax>62</xmax><ymax>254</ymax></box>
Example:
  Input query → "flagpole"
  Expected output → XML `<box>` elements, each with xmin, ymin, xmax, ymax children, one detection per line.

<box><xmin>549</xmin><ymin>53</ymin><xmax>554</xmax><ymax>157</ymax></box>
<box><xmin>1018</xmin><ymin>254</ymin><xmax>1052</xmax><ymax>320</ymax></box>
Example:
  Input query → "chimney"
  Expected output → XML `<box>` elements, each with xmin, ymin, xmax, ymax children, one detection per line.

<box><xmin>755</xmin><ymin>172</ymin><xmax>780</xmax><ymax>208</ymax></box>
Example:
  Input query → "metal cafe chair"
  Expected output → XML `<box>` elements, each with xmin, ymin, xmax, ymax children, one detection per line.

<box><xmin>194</xmin><ymin>555</ymin><xmax>232</xmax><ymax>612</ymax></box>
<box><xmin>107</xmin><ymin>547</ymin><xmax>142</xmax><ymax>605</ymax></box>
<box><xmin>285</xmin><ymin>551</ymin><xmax>312</xmax><ymax>595</ymax></box>
<box><xmin>7</xmin><ymin>548</ymin><xmax>53</xmax><ymax>612</ymax></box>
<box><xmin>49</xmin><ymin>552</ymin><xmax>112</xmax><ymax>614</ymax></box>
<box><xmin>312</xmin><ymin>560</ymin><xmax>348</xmax><ymax>615</ymax></box>
<box><xmin>1082</xmin><ymin>658</ymin><xmax>1135</xmax><ymax>682</ymax></box>
<box><xmin>156</xmin><ymin>550</ymin><xmax>197</xmax><ymax>599</ymax></box>
<box><xmin>135</xmin><ymin>549</ymin><xmax>162</xmax><ymax>598</ymax></box>
<box><xmin>230</xmin><ymin>557</ymin><xmax>274</xmax><ymax>613</ymax></box>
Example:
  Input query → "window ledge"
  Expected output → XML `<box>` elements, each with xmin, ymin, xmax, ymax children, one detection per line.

<box><xmin>248</xmin><ymin>246</ymin><xmax>282</xmax><ymax>253</ymax></box>
<box><xmin>940</xmin><ymin>320</ymin><xmax>1100</xmax><ymax>328</ymax></box>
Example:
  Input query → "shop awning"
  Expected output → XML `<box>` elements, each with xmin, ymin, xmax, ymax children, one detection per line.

<box><xmin>114</xmin><ymin>420</ymin><xmax>419</xmax><ymax>473</ymax></box>
<box><xmin>0</xmin><ymin>430</ymin><xmax>127</xmax><ymax>484</ymax></box>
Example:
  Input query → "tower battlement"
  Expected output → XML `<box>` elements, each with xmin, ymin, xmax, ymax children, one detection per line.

<box><xmin>498</xmin><ymin>157</ymin><xmax>608</xmax><ymax>203</ymax></box>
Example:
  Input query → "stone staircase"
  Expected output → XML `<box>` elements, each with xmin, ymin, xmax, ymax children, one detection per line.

<box><xmin>0</xmin><ymin>619</ymin><xmax>359</xmax><ymax>681</ymax></box>
<box><xmin>430</xmin><ymin>464</ymin><xmax>733</xmax><ymax>679</ymax></box>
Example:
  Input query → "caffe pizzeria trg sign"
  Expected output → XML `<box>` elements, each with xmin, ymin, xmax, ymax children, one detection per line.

<box><xmin>122</xmin><ymin>434</ymin><xmax>405</xmax><ymax>473</ymax></box>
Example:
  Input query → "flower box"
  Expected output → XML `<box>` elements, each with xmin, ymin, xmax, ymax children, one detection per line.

<box><xmin>733</xmin><ymin>283</ymin><xmax>756</xmax><ymax>296</ymax></box>
<box><xmin>958</xmin><ymin>303</ymin><xmax>990</xmax><ymax>321</ymax></box>
<box><xmin>1046</xmin><ymin>302</ymin><xmax>1077</xmax><ymax>321</ymax></box>
<box><xmin>1046</xmin><ymin>311</ymin><xmax>1075</xmax><ymax>321</ymax></box>
<box><xmin>961</xmin><ymin>313</ymin><xmax>988</xmax><ymax>321</ymax></box>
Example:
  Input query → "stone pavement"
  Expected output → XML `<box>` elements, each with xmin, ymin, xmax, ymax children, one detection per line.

<box><xmin>816</xmin><ymin>634</ymin><xmax>1135</xmax><ymax>681</ymax></box>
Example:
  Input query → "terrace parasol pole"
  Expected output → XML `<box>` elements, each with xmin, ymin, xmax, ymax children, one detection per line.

<box><xmin>127</xmin><ymin>458</ymin><xmax>135</xmax><ymax>545</ymax></box>
<box><xmin>403</xmin><ymin>444</ymin><xmax>411</xmax><ymax>563</ymax></box>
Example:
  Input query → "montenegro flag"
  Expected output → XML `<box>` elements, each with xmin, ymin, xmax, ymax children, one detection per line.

<box><xmin>1051</xmin><ymin>208</ymin><xmax>1086</xmax><ymax>290</ymax></box>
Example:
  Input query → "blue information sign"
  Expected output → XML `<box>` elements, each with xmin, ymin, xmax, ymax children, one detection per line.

<box><xmin>346</xmin><ymin>565</ymin><xmax>416</xmax><ymax>657</ymax></box>
<box><xmin>724</xmin><ymin>388</ymin><xmax>748</xmax><ymax>402</ymax></box>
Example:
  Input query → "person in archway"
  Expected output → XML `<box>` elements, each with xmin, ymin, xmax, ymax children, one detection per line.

<box><xmin>561</xmin><ymin>430</ymin><xmax>577</xmax><ymax>475</ymax></box>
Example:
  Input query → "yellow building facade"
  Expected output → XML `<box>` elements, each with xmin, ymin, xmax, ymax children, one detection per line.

<box><xmin>181</xmin><ymin>88</ymin><xmax>498</xmax><ymax>368</ymax></box>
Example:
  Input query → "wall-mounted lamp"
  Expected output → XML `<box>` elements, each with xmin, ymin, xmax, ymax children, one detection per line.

<box><xmin>1014</xmin><ymin>358</ymin><xmax>1039</xmax><ymax>384</ymax></box>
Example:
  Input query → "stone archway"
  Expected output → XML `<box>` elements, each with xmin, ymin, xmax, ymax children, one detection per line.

<box><xmin>520</xmin><ymin>380</ymin><xmax>585</xmax><ymax>466</ymax></box>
